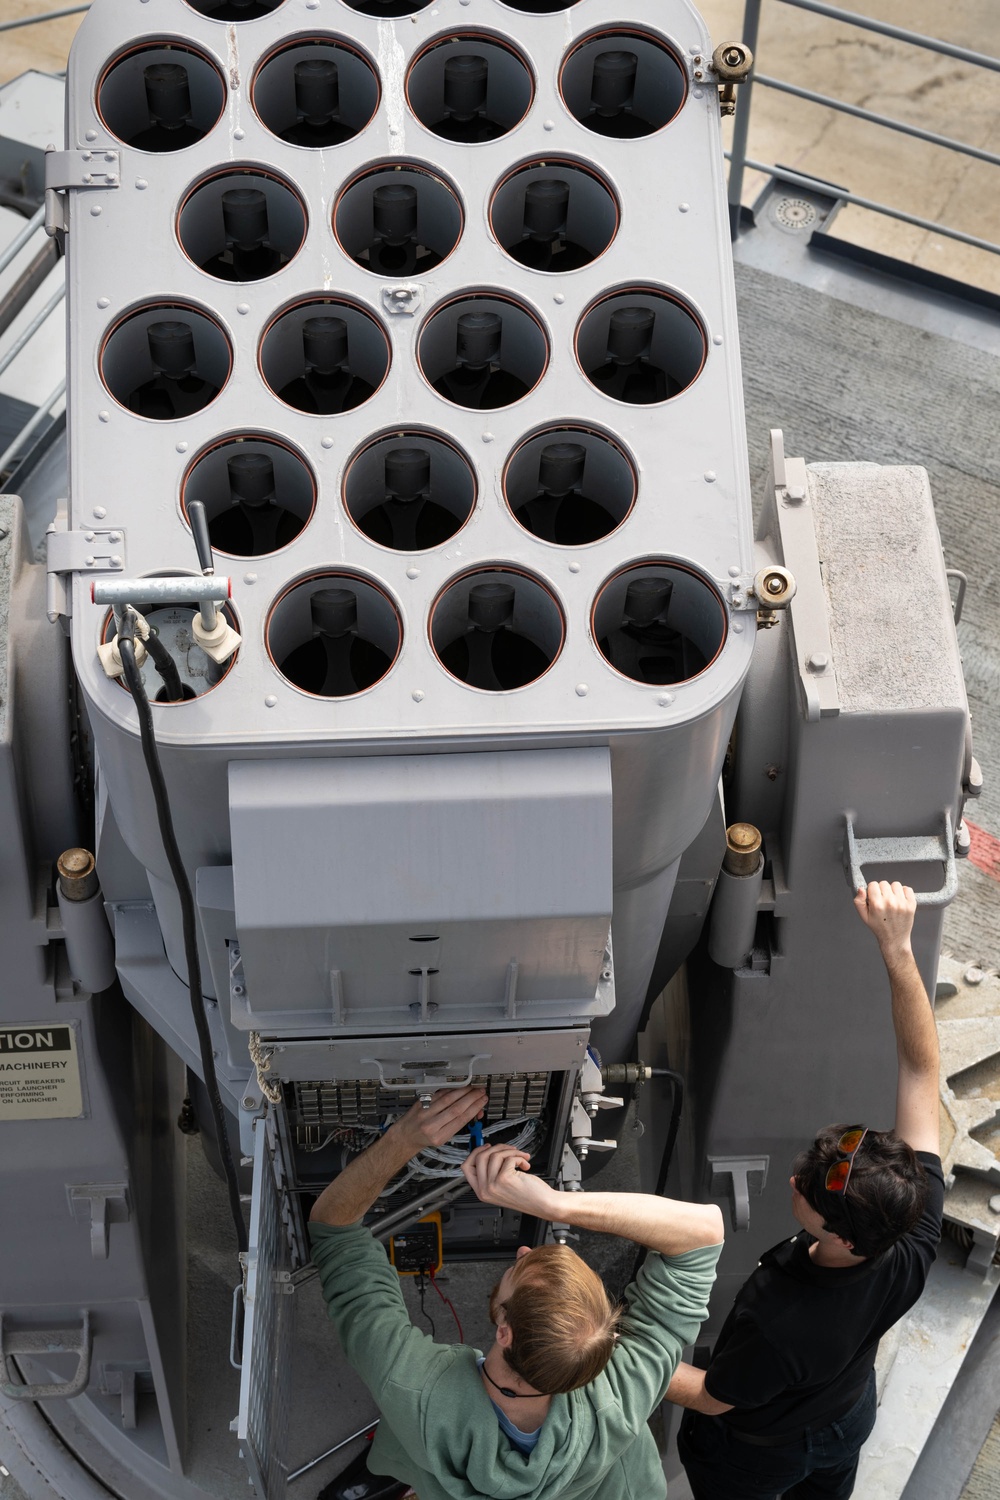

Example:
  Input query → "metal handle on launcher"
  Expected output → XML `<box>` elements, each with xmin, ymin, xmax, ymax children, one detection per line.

<box><xmin>844</xmin><ymin>812</ymin><xmax>958</xmax><ymax>908</ymax></box>
<box><xmin>93</xmin><ymin>576</ymin><xmax>230</xmax><ymax>607</ymax></box>
<box><xmin>360</xmin><ymin>1054</ymin><xmax>492</xmax><ymax>1090</ymax></box>
<box><xmin>186</xmin><ymin>499</ymin><xmax>217</xmax><ymax>631</ymax></box>
<box><xmin>229</xmin><ymin>1283</ymin><xmax>245</xmax><ymax>1371</ymax></box>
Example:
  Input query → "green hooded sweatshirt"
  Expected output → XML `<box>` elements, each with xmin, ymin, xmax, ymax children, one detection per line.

<box><xmin>309</xmin><ymin>1221</ymin><xmax>720</xmax><ymax>1500</ymax></box>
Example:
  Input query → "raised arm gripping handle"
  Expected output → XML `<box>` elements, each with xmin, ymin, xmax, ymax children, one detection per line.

<box><xmin>844</xmin><ymin>812</ymin><xmax>958</xmax><ymax>908</ymax></box>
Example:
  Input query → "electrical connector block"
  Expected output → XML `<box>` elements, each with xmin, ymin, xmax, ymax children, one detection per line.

<box><xmin>97</xmin><ymin>613</ymin><xmax>150</xmax><ymax>679</ymax></box>
<box><xmin>191</xmin><ymin>610</ymin><xmax>241</xmax><ymax>666</ymax></box>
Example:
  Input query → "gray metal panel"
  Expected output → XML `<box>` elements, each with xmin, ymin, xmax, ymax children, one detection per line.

<box><xmin>259</xmin><ymin>1025</ymin><xmax>590</xmax><ymax>1085</ymax></box>
<box><xmin>238</xmin><ymin>1114</ymin><xmax>294</xmax><ymax>1500</ymax></box>
<box><xmin>229</xmin><ymin>748</ymin><xmax>613</xmax><ymax>1026</ymax></box>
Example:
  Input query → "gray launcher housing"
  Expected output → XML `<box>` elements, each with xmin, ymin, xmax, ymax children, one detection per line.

<box><xmin>60</xmin><ymin>0</ymin><xmax>754</xmax><ymax>1076</ymax></box>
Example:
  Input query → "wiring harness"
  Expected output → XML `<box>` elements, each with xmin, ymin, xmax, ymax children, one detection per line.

<box><xmin>117</xmin><ymin>605</ymin><xmax>248</xmax><ymax>1255</ymax></box>
<box><xmin>402</xmin><ymin>1115</ymin><xmax>540</xmax><ymax>1184</ymax></box>
<box><xmin>309</xmin><ymin>1111</ymin><xmax>543</xmax><ymax>1198</ymax></box>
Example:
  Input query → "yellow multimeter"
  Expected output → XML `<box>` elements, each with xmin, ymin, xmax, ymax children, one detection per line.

<box><xmin>389</xmin><ymin>1212</ymin><xmax>443</xmax><ymax>1275</ymax></box>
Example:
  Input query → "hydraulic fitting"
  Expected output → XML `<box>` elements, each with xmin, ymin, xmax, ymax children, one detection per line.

<box><xmin>56</xmin><ymin>848</ymin><xmax>117</xmax><ymax>993</ymax></box>
<box><xmin>708</xmin><ymin>823</ymin><xmax>765</xmax><ymax>968</ymax></box>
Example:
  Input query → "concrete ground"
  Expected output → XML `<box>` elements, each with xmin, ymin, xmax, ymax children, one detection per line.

<box><xmin>0</xmin><ymin>2</ymin><xmax>85</xmax><ymax>88</ymax></box>
<box><xmin>963</xmin><ymin>1417</ymin><xmax>1000</xmax><ymax>1500</ymax></box>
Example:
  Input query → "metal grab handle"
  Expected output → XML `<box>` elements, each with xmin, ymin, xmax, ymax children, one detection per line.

<box><xmin>844</xmin><ymin>813</ymin><xmax>958</xmax><ymax>908</ymax></box>
<box><xmin>229</xmin><ymin>1284</ymin><xmax>245</xmax><ymax>1371</ymax></box>
<box><xmin>946</xmin><ymin>568</ymin><xmax>967</xmax><ymax>625</ymax></box>
<box><xmin>0</xmin><ymin>1311</ymin><xmax>92</xmax><ymax>1400</ymax></box>
<box><xmin>709</xmin><ymin>1157</ymin><xmax>768</xmax><ymax>1232</ymax></box>
<box><xmin>92</xmin><ymin>575</ymin><xmax>230</xmax><ymax>608</ymax></box>
<box><xmin>359</xmin><ymin>1054</ymin><xmax>492</xmax><ymax>1090</ymax></box>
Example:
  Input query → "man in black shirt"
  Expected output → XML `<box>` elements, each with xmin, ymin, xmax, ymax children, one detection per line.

<box><xmin>666</xmin><ymin>880</ymin><xmax>944</xmax><ymax>1500</ymax></box>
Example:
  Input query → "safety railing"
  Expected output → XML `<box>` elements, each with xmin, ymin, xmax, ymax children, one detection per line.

<box><xmin>727</xmin><ymin>0</ymin><xmax>1000</xmax><ymax>257</ymax></box>
<box><xmin>0</xmin><ymin>8</ymin><xmax>83</xmax><ymax>485</ymax></box>
<box><xmin>0</xmin><ymin>5</ymin><xmax>90</xmax><ymax>33</ymax></box>
<box><xmin>0</xmin><ymin>379</ymin><xmax>65</xmax><ymax>479</ymax></box>
<box><xmin>0</xmin><ymin>207</ymin><xmax>66</xmax><ymax>486</ymax></box>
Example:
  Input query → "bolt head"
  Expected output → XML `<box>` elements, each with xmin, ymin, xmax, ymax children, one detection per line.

<box><xmin>806</xmin><ymin>652</ymin><xmax>829</xmax><ymax>672</ymax></box>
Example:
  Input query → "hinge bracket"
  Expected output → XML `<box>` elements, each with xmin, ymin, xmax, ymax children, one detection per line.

<box><xmin>46</xmin><ymin>520</ymin><xmax>125</xmax><ymax>621</ymax></box>
<box><xmin>44</xmin><ymin>147</ymin><xmax>120</xmax><ymax>240</ymax></box>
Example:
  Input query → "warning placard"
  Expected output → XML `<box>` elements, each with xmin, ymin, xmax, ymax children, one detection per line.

<box><xmin>0</xmin><ymin>1023</ymin><xmax>83</xmax><ymax>1120</ymax></box>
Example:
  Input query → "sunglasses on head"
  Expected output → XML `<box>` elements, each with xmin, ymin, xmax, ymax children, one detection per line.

<box><xmin>825</xmin><ymin>1126</ymin><xmax>868</xmax><ymax>1197</ymax></box>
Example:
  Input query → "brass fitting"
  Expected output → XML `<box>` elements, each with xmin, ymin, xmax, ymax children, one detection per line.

<box><xmin>723</xmin><ymin>823</ymin><xmax>762</xmax><ymax>877</ymax></box>
<box><xmin>753</xmin><ymin>565</ymin><xmax>796</xmax><ymax>629</ymax></box>
<box><xmin>712</xmin><ymin>41</ymin><xmax>753</xmax><ymax>116</ymax></box>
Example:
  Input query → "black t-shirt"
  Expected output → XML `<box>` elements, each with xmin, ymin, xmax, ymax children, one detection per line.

<box><xmin>704</xmin><ymin>1152</ymin><xmax>944</xmax><ymax>1438</ymax></box>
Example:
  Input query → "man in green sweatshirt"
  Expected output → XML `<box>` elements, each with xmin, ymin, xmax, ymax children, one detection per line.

<box><xmin>309</xmin><ymin>1089</ymin><xmax>723</xmax><ymax>1500</ymax></box>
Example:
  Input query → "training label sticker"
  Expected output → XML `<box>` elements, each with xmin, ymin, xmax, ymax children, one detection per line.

<box><xmin>0</xmin><ymin>1023</ymin><xmax>83</xmax><ymax>1120</ymax></box>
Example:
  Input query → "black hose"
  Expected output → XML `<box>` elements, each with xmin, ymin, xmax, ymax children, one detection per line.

<box><xmin>143</xmin><ymin>628</ymin><xmax>185</xmax><ymax>703</ymax></box>
<box><xmin>117</xmin><ymin>609</ymin><xmax>248</xmax><ymax>1254</ymax></box>
<box><xmin>651</xmin><ymin>1068</ymin><xmax>685</xmax><ymax>1200</ymax></box>
<box><xmin>629</xmin><ymin>1068</ymin><xmax>685</xmax><ymax>1286</ymax></box>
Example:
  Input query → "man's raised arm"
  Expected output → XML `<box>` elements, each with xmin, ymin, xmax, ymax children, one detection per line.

<box><xmin>854</xmin><ymin>880</ymin><xmax>940</xmax><ymax>1156</ymax></box>
<box><xmin>461</xmin><ymin>1144</ymin><xmax>724</xmax><ymax>1254</ymax></box>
